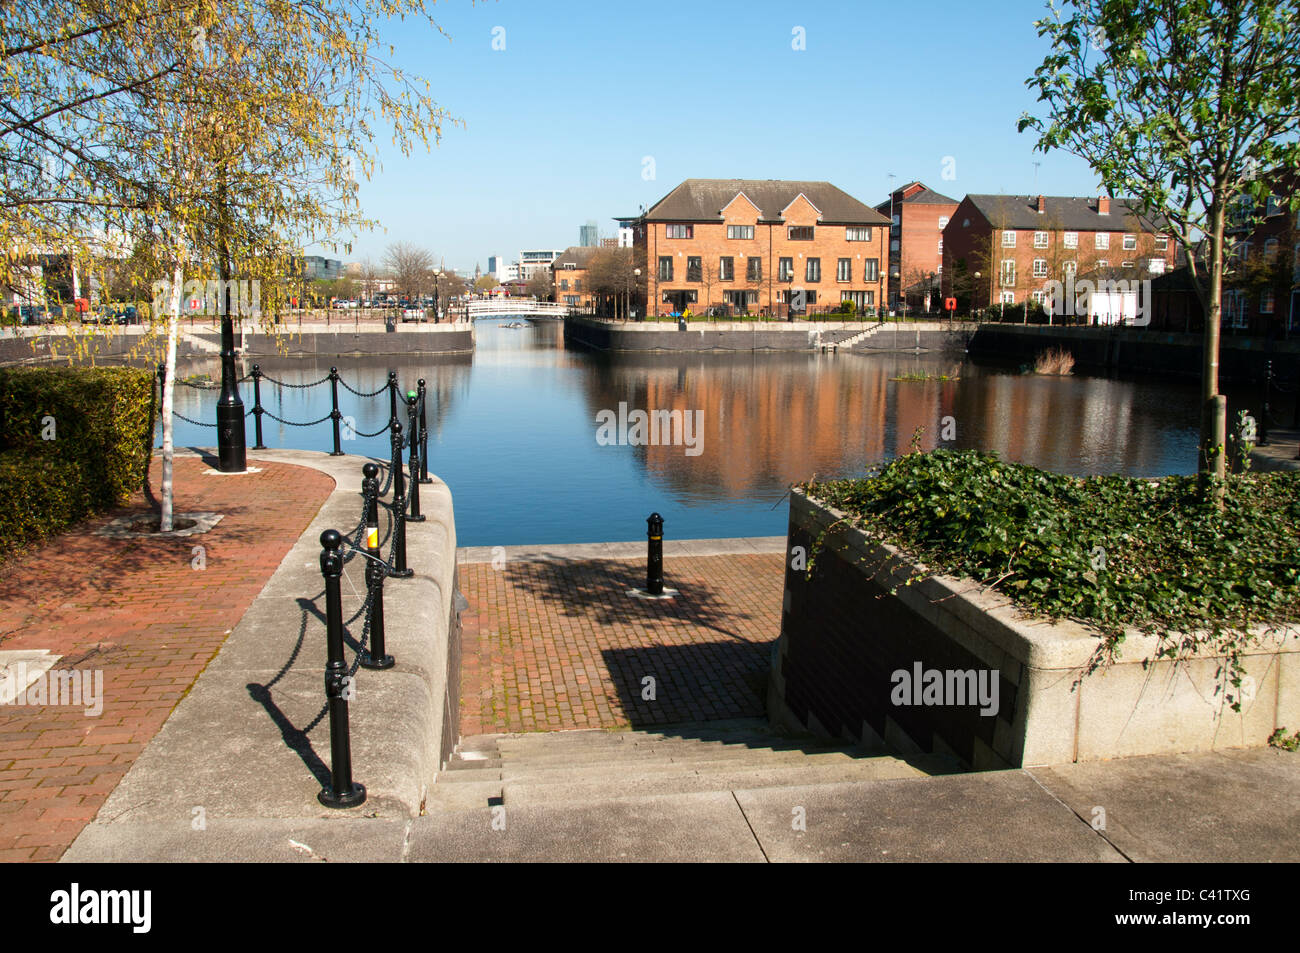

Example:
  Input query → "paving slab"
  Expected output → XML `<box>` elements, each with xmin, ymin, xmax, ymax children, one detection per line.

<box><xmin>406</xmin><ymin>791</ymin><xmax>765</xmax><ymax>862</ymax></box>
<box><xmin>733</xmin><ymin>770</ymin><xmax>1125</xmax><ymax>862</ymax></box>
<box><xmin>1028</xmin><ymin>747</ymin><xmax>1300</xmax><ymax>863</ymax></box>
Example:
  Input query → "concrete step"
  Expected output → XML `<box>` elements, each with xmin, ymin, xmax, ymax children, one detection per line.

<box><xmin>496</xmin><ymin>751</ymin><xmax>867</xmax><ymax>785</ymax></box>
<box><xmin>424</xmin><ymin>779</ymin><xmax>503</xmax><ymax>812</ymax></box>
<box><xmin>481</xmin><ymin>741</ymin><xmax>855</xmax><ymax>768</ymax></box>
<box><xmin>500</xmin><ymin>758</ymin><xmax>930</xmax><ymax>807</ymax></box>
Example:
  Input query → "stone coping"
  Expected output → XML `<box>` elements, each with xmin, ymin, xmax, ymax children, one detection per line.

<box><xmin>457</xmin><ymin>536</ymin><xmax>786</xmax><ymax>564</ymax></box>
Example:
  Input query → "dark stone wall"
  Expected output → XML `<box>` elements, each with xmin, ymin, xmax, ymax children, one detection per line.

<box><xmin>564</xmin><ymin>317</ymin><xmax>969</xmax><ymax>353</ymax></box>
<box><xmin>195</xmin><ymin>329</ymin><xmax>475</xmax><ymax>356</ymax></box>
<box><xmin>778</xmin><ymin>507</ymin><xmax>1018</xmax><ymax>768</ymax></box>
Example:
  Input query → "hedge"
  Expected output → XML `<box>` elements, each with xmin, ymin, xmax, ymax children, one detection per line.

<box><xmin>0</xmin><ymin>366</ymin><xmax>156</xmax><ymax>561</ymax></box>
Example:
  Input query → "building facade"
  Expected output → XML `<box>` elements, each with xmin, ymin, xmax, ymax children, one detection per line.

<box><xmin>626</xmin><ymin>179</ymin><xmax>890</xmax><ymax>318</ymax></box>
<box><xmin>551</xmin><ymin>246</ymin><xmax>599</xmax><ymax>309</ymax></box>
<box><xmin>942</xmin><ymin>195</ymin><xmax>1176</xmax><ymax>315</ymax></box>
<box><xmin>518</xmin><ymin>249</ymin><xmax>564</xmax><ymax>282</ymax></box>
<box><xmin>875</xmin><ymin>181</ymin><xmax>959</xmax><ymax>312</ymax></box>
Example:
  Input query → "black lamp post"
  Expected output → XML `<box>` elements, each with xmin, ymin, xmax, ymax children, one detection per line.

<box><xmin>216</xmin><ymin>279</ymin><xmax>246</xmax><ymax>472</ymax></box>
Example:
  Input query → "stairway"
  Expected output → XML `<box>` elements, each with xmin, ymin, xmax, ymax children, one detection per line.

<box><xmin>428</xmin><ymin>718</ymin><xmax>960</xmax><ymax>812</ymax></box>
<box><xmin>825</xmin><ymin>321</ymin><xmax>885</xmax><ymax>351</ymax></box>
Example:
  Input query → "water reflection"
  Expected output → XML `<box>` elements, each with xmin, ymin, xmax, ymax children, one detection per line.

<box><xmin>163</xmin><ymin>319</ymin><xmax>1211</xmax><ymax>546</ymax></box>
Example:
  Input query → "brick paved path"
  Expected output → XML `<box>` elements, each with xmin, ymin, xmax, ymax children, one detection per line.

<box><xmin>458</xmin><ymin>553</ymin><xmax>785</xmax><ymax>734</ymax></box>
<box><xmin>0</xmin><ymin>456</ymin><xmax>333</xmax><ymax>862</ymax></box>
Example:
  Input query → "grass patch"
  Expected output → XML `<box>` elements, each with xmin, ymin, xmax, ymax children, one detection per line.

<box><xmin>802</xmin><ymin>449</ymin><xmax>1300</xmax><ymax>708</ymax></box>
<box><xmin>891</xmin><ymin>371</ymin><xmax>960</xmax><ymax>382</ymax></box>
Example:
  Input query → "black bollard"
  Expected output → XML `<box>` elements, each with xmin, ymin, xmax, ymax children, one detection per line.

<box><xmin>417</xmin><ymin>378</ymin><xmax>432</xmax><ymax>484</ymax></box>
<box><xmin>358</xmin><ymin>464</ymin><xmax>395</xmax><ymax>670</ymax></box>
<box><xmin>406</xmin><ymin>392</ymin><xmax>425</xmax><ymax>522</ymax></box>
<box><xmin>250</xmin><ymin>364</ymin><xmax>267</xmax><ymax>450</ymax></box>
<box><xmin>646</xmin><ymin>512</ymin><xmax>664</xmax><ymax>596</ymax></box>
<box><xmin>389</xmin><ymin>421</ymin><xmax>414</xmax><ymax>578</ymax></box>
<box><xmin>329</xmin><ymin>366</ymin><xmax>343</xmax><ymax>456</ymax></box>
<box><xmin>387</xmin><ymin>369</ymin><xmax>399</xmax><ymax>425</ymax></box>
<box><xmin>317</xmin><ymin>529</ymin><xmax>366</xmax><ymax>809</ymax></box>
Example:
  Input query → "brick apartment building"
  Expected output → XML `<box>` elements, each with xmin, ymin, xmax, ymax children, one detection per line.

<box><xmin>874</xmin><ymin>181</ymin><xmax>959</xmax><ymax>312</ymax></box>
<box><xmin>942</xmin><ymin>194</ymin><xmax>1176</xmax><ymax>314</ymax></box>
<box><xmin>624</xmin><ymin>179</ymin><xmax>890</xmax><ymax>317</ymax></box>
<box><xmin>552</xmin><ymin>245</ymin><xmax>598</xmax><ymax>309</ymax></box>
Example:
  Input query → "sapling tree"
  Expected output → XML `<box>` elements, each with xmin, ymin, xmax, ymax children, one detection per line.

<box><xmin>1019</xmin><ymin>0</ymin><xmax>1300</xmax><ymax>496</ymax></box>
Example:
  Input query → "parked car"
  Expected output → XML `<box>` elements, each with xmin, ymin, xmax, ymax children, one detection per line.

<box><xmin>401</xmin><ymin>307</ymin><xmax>425</xmax><ymax>323</ymax></box>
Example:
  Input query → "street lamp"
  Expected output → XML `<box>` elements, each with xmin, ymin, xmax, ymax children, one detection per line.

<box><xmin>432</xmin><ymin>269</ymin><xmax>441</xmax><ymax>324</ymax></box>
<box><xmin>632</xmin><ymin>268</ymin><xmax>641</xmax><ymax>320</ymax></box>
<box><xmin>973</xmin><ymin>272</ymin><xmax>981</xmax><ymax>319</ymax></box>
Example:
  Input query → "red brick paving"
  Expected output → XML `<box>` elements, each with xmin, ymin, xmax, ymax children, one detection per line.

<box><xmin>458</xmin><ymin>553</ymin><xmax>785</xmax><ymax>734</ymax></box>
<box><xmin>0</xmin><ymin>455</ymin><xmax>333</xmax><ymax>862</ymax></box>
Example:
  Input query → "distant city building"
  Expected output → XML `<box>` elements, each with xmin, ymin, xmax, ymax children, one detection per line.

<box><xmin>292</xmin><ymin>256</ymin><xmax>344</xmax><ymax>280</ymax></box>
<box><xmin>579</xmin><ymin>222</ymin><xmax>598</xmax><ymax>247</ymax></box>
<box><xmin>487</xmin><ymin>255</ymin><xmax>510</xmax><ymax>280</ymax></box>
<box><xmin>518</xmin><ymin>249</ymin><xmax>564</xmax><ymax>282</ymax></box>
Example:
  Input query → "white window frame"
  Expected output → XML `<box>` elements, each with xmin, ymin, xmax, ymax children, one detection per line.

<box><xmin>938</xmin><ymin>216</ymin><xmax>949</xmax><ymax>229</ymax></box>
<box><xmin>1033</xmin><ymin>231</ymin><xmax>1049</xmax><ymax>248</ymax></box>
<box><xmin>1123</xmin><ymin>234</ymin><xmax>1137</xmax><ymax>250</ymax></box>
<box><xmin>845</xmin><ymin>226</ymin><xmax>871</xmax><ymax>241</ymax></box>
<box><xmin>1095</xmin><ymin>232</ymin><xmax>1110</xmax><ymax>249</ymax></box>
<box><xmin>1032</xmin><ymin>258</ymin><xmax>1048</xmax><ymax>277</ymax></box>
<box><xmin>1002</xmin><ymin>230</ymin><xmax>1017</xmax><ymax>247</ymax></box>
<box><xmin>726</xmin><ymin>225</ymin><xmax>754</xmax><ymax>240</ymax></box>
<box><xmin>1063</xmin><ymin>231</ymin><xmax>1078</xmax><ymax>249</ymax></box>
<box><xmin>1148</xmin><ymin>258</ymin><xmax>1166</xmax><ymax>274</ymax></box>
<box><xmin>1000</xmin><ymin>291</ymin><xmax>1015</xmax><ymax>305</ymax></box>
<box><xmin>1154</xmin><ymin>235</ymin><xmax>1168</xmax><ymax>251</ymax></box>
<box><xmin>1261</xmin><ymin>288</ymin><xmax>1276</xmax><ymax>314</ymax></box>
<box><xmin>1000</xmin><ymin>259</ymin><xmax>1016</xmax><ymax>287</ymax></box>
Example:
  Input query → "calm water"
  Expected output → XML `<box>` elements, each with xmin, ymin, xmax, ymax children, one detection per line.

<box><xmin>165</xmin><ymin>319</ymin><xmax>1213</xmax><ymax>546</ymax></box>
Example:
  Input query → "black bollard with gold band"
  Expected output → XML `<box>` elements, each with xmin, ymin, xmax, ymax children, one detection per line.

<box><xmin>646</xmin><ymin>512</ymin><xmax>664</xmax><ymax>596</ymax></box>
<box><xmin>359</xmin><ymin>464</ymin><xmax>395</xmax><ymax>670</ymax></box>
<box><xmin>317</xmin><ymin>529</ymin><xmax>365</xmax><ymax>809</ymax></box>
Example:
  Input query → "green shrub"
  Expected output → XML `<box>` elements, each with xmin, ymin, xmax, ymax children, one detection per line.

<box><xmin>804</xmin><ymin>449</ymin><xmax>1300</xmax><ymax>709</ymax></box>
<box><xmin>0</xmin><ymin>366</ymin><xmax>156</xmax><ymax>561</ymax></box>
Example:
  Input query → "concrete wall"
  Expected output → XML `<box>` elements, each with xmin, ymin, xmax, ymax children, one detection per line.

<box><xmin>565</xmin><ymin>315</ymin><xmax>970</xmax><ymax>353</ymax></box>
<box><xmin>970</xmin><ymin>323</ymin><xmax>1300</xmax><ymax>381</ymax></box>
<box><xmin>769</xmin><ymin>490</ymin><xmax>1300</xmax><ymax>768</ymax></box>
<box><xmin>200</xmin><ymin>323</ymin><xmax>475</xmax><ymax>356</ymax></box>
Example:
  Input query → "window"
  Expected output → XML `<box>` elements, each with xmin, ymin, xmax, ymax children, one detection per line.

<box><xmin>1096</xmin><ymin>233</ymin><xmax>1110</xmax><ymax>249</ymax></box>
<box><xmin>1064</xmin><ymin>231</ymin><xmax>1079</xmax><ymax>248</ymax></box>
<box><xmin>841</xmin><ymin>290</ymin><xmax>875</xmax><ymax>310</ymax></box>
<box><xmin>1154</xmin><ymin>236</ymin><xmax>1168</xmax><ymax>251</ymax></box>
<box><xmin>806</xmin><ymin>258</ymin><xmax>821</xmax><ymax>282</ymax></box>
<box><xmin>1261</xmin><ymin>288</ymin><xmax>1276</xmax><ymax>314</ymax></box>
<box><xmin>559</xmin><ymin>279</ymin><xmax>569</xmax><ymax>290</ymax></box>
<box><xmin>1096</xmin><ymin>260</ymin><xmax>1109</xmax><ymax>269</ymax></box>
<box><xmin>1000</xmin><ymin>259</ymin><xmax>1016</xmax><ymax>286</ymax></box>
<box><xmin>1034</xmin><ymin>231</ymin><xmax>1049</xmax><ymax>248</ymax></box>
<box><xmin>780</xmin><ymin>290</ymin><xmax>816</xmax><ymax>304</ymax></box>
<box><xmin>778</xmin><ymin>257</ymin><xmax>794</xmax><ymax>281</ymax></box>
<box><xmin>727</xmin><ymin>225</ymin><xmax>754</xmax><ymax>240</ymax></box>
<box><xmin>574</xmin><ymin>280</ymin><xmax>582</xmax><ymax>291</ymax></box>
<box><xmin>1000</xmin><ymin>291</ymin><xmax>1015</xmax><ymax>304</ymax></box>
<box><xmin>938</xmin><ymin>239</ymin><xmax>943</xmax><ymax>254</ymax></box>
<box><xmin>1122</xmin><ymin>261</ymin><xmax>1134</xmax><ymax>268</ymax></box>
<box><xmin>1002</xmin><ymin>230</ymin><xmax>1017</xmax><ymax>247</ymax></box>
<box><xmin>686</xmin><ymin>257</ymin><xmax>702</xmax><ymax>282</ymax></box>
<box><xmin>658</xmin><ymin>256</ymin><xmax>673</xmax><ymax>281</ymax></box>
<box><xmin>747</xmin><ymin>257</ymin><xmax>762</xmax><ymax>281</ymax></box>
<box><xmin>890</xmin><ymin>239</ymin><xmax>900</xmax><ymax>252</ymax></box>
<box><xmin>719</xmin><ymin>257</ymin><xmax>734</xmax><ymax>281</ymax></box>
<box><xmin>836</xmin><ymin>258</ymin><xmax>851</xmax><ymax>282</ymax></box>
<box><xmin>1266</xmin><ymin>195</ymin><xmax>1281</xmax><ymax>217</ymax></box>
<box><xmin>846</xmin><ymin>227</ymin><xmax>872</xmax><ymax>241</ymax></box>
<box><xmin>1148</xmin><ymin>258</ymin><xmax>1166</xmax><ymax>274</ymax></box>
<box><xmin>725</xmin><ymin>290</ymin><xmax>759</xmax><ymax>307</ymax></box>
<box><xmin>665</xmin><ymin>224</ymin><xmax>693</xmax><ymax>239</ymax></box>
<box><xmin>1123</xmin><ymin>234</ymin><xmax>1137</xmax><ymax>250</ymax></box>
<box><xmin>1223</xmin><ymin>290</ymin><xmax>1247</xmax><ymax>328</ymax></box>
<box><xmin>788</xmin><ymin>226</ymin><xmax>814</xmax><ymax>241</ymax></box>
<box><xmin>1032</xmin><ymin>259</ymin><xmax>1048</xmax><ymax>277</ymax></box>
<box><xmin>1031</xmin><ymin>290</ymin><xmax>1047</xmax><ymax>307</ymax></box>
<box><xmin>1063</xmin><ymin>261</ymin><xmax>1077</xmax><ymax>276</ymax></box>
<box><xmin>938</xmin><ymin>216</ymin><xmax>950</xmax><ymax>229</ymax></box>
<box><xmin>1264</xmin><ymin>239</ymin><xmax>1279</xmax><ymax>263</ymax></box>
<box><xmin>863</xmin><ymin>258</ymin><xmax>879</xmax><ymax>281</ymax></box>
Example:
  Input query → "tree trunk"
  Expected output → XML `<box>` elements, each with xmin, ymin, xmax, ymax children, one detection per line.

<box><xmin>159</xmin><ymin>265</ymin><xmax>183</xmax><ymax>532</ymax></box>
<box><xmin>1200</xmin><ymin>202</ymin><xmax>1227</xmax><ymax>504</ymax></box>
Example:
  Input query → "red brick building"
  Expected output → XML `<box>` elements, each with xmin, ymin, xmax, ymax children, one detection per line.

<box><xmin>874</xmin><ymin>181</ymin><xmax>959</xmax><ymax>313</ymax></box>
<box><xmin>942</xmin><ymin>194</ymin><xmax>1176</xmax><ymax>313</ymax></box>
<box><xmin>624</xmin><ymin>179</ymin><xmax>890</xmax><ymax>318</ymax></box>
<box><xmin>552</xmin><ymin>246</ymin><xmax>598</xmax><ymax>310</ymax></box>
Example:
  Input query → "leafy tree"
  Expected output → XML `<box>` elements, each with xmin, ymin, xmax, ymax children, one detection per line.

<box><xmin>1019</xmin><ymin>0</ymin><xmax>1300</xmax><ymax>493</ymax></box>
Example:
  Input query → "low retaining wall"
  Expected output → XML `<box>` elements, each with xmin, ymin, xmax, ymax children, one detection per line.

<box><xmin>565</xmin><ymin>316</ymin><xmax>968</xmax><ymax>353</ymax></box>
<box><xmin>970</xmin><ymin>323</ymin><xmax>1300</xmax><ymax>381</ymax></box>
<box><xmin>202</xmin><ymin>323</ymin><xmax>475</xmax><ymax>356</ymax></box>
<box><xmin>769</xmin><ymin>489</ymin><xmax>1300</xmax><ymax>768</ymax></box>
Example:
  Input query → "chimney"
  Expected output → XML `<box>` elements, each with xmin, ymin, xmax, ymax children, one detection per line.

<box><xmin>1097</xmin><ymin>196</ymin><xmax>1111</xmax><ymax>215</ymax></box>
<box><xmin>1036</xmin><ymin>195</ymin><xmax>1046</xmax><ymax>214</ymax></box>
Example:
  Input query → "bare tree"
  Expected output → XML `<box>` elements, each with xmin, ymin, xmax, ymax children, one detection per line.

<box><xmin>383</xmin><ymin>242</ymin><xmax>433</xmax><ymax>299</ymax></box>
<box><xmin>526</xmin><ymin>267</ymin><xmax>552</xmax><ymax>301</ymax></box>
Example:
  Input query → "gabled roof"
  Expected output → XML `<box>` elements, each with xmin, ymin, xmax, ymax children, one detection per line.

<box><xmin>961</xmin><ymin>194</ymin><xmax>1169</xmax><ymax>232</ymax></box>
<box><xmin>551</xmin><ymin>246</ymin><xmax>600</xmax><ymax>269</ymax></box>
<box><xmin>643</xmin><ymin>179</ymin><xmax>889</xmax><ymax>225</ymax></box>
<box><xmin>874</xmin><ymin>183</ymin><xmax>959</xmax><ymax>213</ymax></box>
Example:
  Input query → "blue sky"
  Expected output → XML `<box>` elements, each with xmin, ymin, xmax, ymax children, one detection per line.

<box><xmin>326</xmin><ymin>0</ymin><xmax>1104</xmax><ymax>273</ymax></box>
